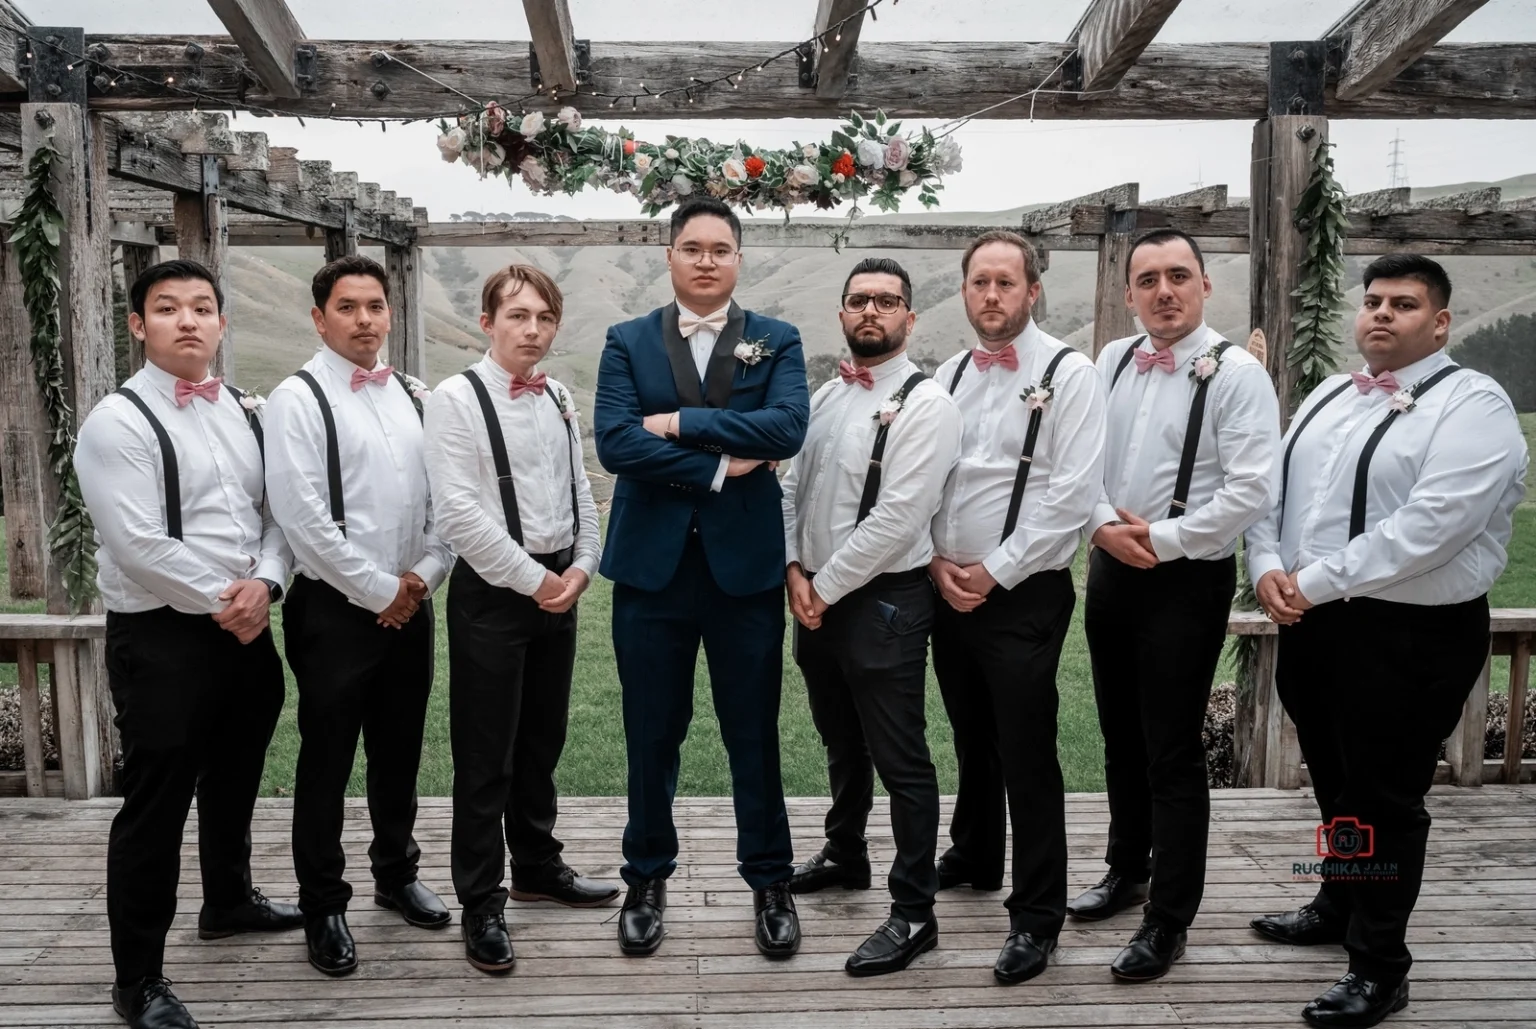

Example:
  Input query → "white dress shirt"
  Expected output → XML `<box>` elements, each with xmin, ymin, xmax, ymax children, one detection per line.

<box><xmin>782</xmin><ymin>353</ymin><xmax>962</xmax><ymax>606</ymax></box>
<box><xmin>1090</xmin><ymin>324</ymin><xmax>1280</xmax><ymax>561</ymax></box>
<box><xmin>424</xmin><ymin>355</ymin><xmax>601</xmax><ymax>596</ymax></box>
<box><xmin>75</xmin><ymin>361</ymin><xmax>290</xmax><ymax>614</ymax></box>
<box><xmin>1247</xmin><ymin>350</ymin><xmax>1527</xmax><ymax>606</ymax></box>
<box><xmin>265</xmin><ymin>346</ymin><xmax>451</xmax><ymax>613</ymax></box>
<box><xmin>677</xmin><ymin>300</ymin><xmax>733</xmax><ymax>493</ymax></box>
<box><xmin>932</xmin><ymin>321</ymin><xmax>1107</xmax><ymax>589</ymax></box>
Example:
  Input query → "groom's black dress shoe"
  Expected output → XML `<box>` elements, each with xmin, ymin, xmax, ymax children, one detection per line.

<box><xmin>1251</xmin><ymin>904</ymin><xmax>1347</xmax><ymax>946</ymax></box>
<box><xmin>845</xmin><ymin>916</ymin><xmax>938</xmax><ymax>976</ymax></box>
<box><xmin>305</xmin><ymin>914</ymin><xmax>358</xmax><ymax>977</ymax></box>
<box><xmin>618</xmin><ymin>879</ymin><xmax>667</xmax><ymax>956</ymax></box>
<box><xmin>993</xmin><ymin>931</ymin><xmax>1057</xmax><ymax>985</ymax></box>
<box><xmin>789</xmin><ymin>848</ymin><xmax>872</xmax><ymax>894</ymax></box>
<box><xmin>1302</xmin><ymin>973</ymin><xmax>1409</xmax><ymax>1027</ymax></box>
<box><xmin>753</xmin><ymin>882</ymin><xmax>801</xmax><ymax>958</ymax></box>
<box><xmin>374</xmin><ymin>880</ymin><xmax>452</xmax><ymax>929</ymax></box>
<box><xmin>511</xmin><ymin>863</ymin><xmax>620</xmax><ymax>908</ymax></box>
<box><xmin>462</xmin><ymin>911</ymin><xmax>516</xmax><ymax>974</ymax></box>
<box><xmin>1110</xmin><ymin>918</ymin><xmax>1186</xmax><ymax>982</ymax></box>
<box><xmin>112</xmin><ymin>976</ymin><xmax>198</xmax><ymax>1029</ymax></box>
<box><xmin>1067</xmin><ymin>873</ymin><xmax>1149</xmax><ymax>922</ymax></box>
<box><xmin>196</xmin><ymin>888</ymin><xmax>303</xmax><ymax>940</ymax></box>
<box><xmin>935</xmin><ymin>854</ymin><xmax>1002</xmax><ymax>892</ymax></box>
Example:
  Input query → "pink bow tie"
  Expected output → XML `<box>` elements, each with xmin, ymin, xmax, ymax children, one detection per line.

<box><xmin>509</xmin><ymin>371</ymin><xmax>548</xmax><ymax>399</ymax></box>
<box><xmin>350</xmin><ymin>365</ymin><xmax>395</xmax><ymax>391</ymax></box>
<box><xmin>1351</xmin><ymin>369</ymin><xmax>1401</xmax><ymax>395</ymax></box>
<box><xmin>838</xmin><ymin>360</ymin><xmax>874</xmax><ymax>390</ymax></box>
<box><xmin>174</xmin><ymin>377</ymin><xmax>223</xmax><ymax>407</ymax></box>
<box><xmin>678</xmin><ymin>309</ymin><xmax>728</xmax><ymax>338</ymax></box>
<box><xmin>972</xmin><ymin>344</ymin><xmax>1019</xmax><ymax>373</ymax></box>
<box><xmin>1133</xmin><ymin>346</ymin><xmax>1176</xmax><ymax>375</ymax></box>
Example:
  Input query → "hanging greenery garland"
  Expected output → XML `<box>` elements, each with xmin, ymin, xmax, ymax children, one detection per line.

<box><xmin>8</xmin><ymin>141</ymin><xmax>97</xmax><ymax>611</ymax></box>
<box><xmin>436</xmin><ymin>105</ymin><xmax>962</xmax><ymax>217</ymax></box>
<box><xmin>1288</xmin><ymin>139</ymin><xmax>1349</xmax><ymax>406</ymax></box>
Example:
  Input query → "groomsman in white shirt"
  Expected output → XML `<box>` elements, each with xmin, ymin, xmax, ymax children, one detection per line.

<box><xmin>1077</xmin><ymin>229</ymin><xmax>1279</xmax><ymax>981</ymax></box>
<box><xmin>926</xmin><ymin>231</ymin><xmax>1107</xmax><ymax>984</ymax></box>
<box><xmin>785</xmin><ymin>257</ymin><xmax>962</xmax><ymax>976</ymax></box>
<box><xmin>76</xmin><ymin>260</ymin><xmax>303</xmax><ymax>1029</ymax></box>
<box><xmin>424</xmin><ymin>265</ymin><xmax>618</xmax><ymax>975</ymax></box>
<box><xmin>265</xmin><ymin>256</ymin><xmax>454</xmax><ymax>977</ymax></box>
<box><xmin>1248</xmin><ymin>255</ymin><xmax>1526</xmax><ymax>1028</ymax></box>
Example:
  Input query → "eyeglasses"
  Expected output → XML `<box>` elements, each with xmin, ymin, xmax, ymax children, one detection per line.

<box><xmin>842</xmin><ymin>293</ymin><xmax>908</xmax><ymax>315</ymax></box>
<box><xmin>673</xmin><ymin>245</ymin><xmax>740</xmax><ymax>264</ymax></box>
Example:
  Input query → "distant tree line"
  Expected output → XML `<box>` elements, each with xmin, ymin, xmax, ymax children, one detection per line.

<box><xmin>1451</xmin><ymin>313</ymin><xmax>1536</xmax><ymax>412</ymax></box>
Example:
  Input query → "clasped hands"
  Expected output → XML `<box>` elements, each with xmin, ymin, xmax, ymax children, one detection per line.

<box><xmin>1255</xmin><ymin>569</ymin><xmax>1313</xmax><ymax>625</ymax></box>
<box><xmin>641</xmin><ymin>411</ymin><xmax>774</xmax><ymax>477</ymax></box>
<box><xmin>785</xmin><ymin>563</ymin><xmax>829</xmax><ymax>630</ymax></box>
<box><xmin>533</xmin><ymin>567</ymin><xmax>591</xmax><ymax>614</ymax></box>
<box><xmin>928</xmin><ymin>557</ymin><xmax>998</xmax><ymax>613</ymax></box>
<box><xmin>377</xmin><ymin>572</ymin><xmax>431</xmax><ymax>629</ymax></box>
<box><xmin>213</xmin><ymin>579</ymin><xmax>272</xmax><ymax>644</ymax></box>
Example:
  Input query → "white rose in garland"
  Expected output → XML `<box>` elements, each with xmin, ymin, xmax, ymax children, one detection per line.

<box><xmin>672</xmin><ymin>173</ymin><xmax>695</xmax><ymax>196</ymax></box>
<box><xmin>520</xmin><ymin>111</ymin><xmax>546</xmax><ymax>136</ymax></box>
<box><xmin>856</xmin><ymin>138</ymin><xmax>885</xmax><ymax>168</ymax></box>
<box><xmin>787</xmin><ymin>164</ymin><xmax>819</xmax><ymax>188</ymax></box>
<box><xmin>557</xmin><ymin>106</ymin><xmax>583</xmax><ymax>131</ymax></box>
<box><xmin>436</xmin><ymin>127</ymin><xmax>467</xmax><ymax>162</ymax></box>
<box><xmin>722</xmin><ymin>157</ymin><xmax>748</xmax><ymax>186</ymax></box>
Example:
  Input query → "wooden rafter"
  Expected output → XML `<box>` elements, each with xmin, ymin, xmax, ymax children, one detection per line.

<box><xmin>0</xmin><ymin>0</ymin><xmax>29</xmax><ymax>93</ymax></box>
<box><xmin>812</xmin><ymin>0</ymin><xmax>868</xmax><ymax>99</ymax></box>
<box><xmin>204</xmin><ymin>0</ymin><xmax>306</xmax><ymax>100</ymax></box>
<box><xmin>1326</xmin><ymin>0</ymin><xmax>1491</xmax><ymax>102</ymax></box>
<box><xmin>522</xmin><ymin>0</ymin><xmax>579</xmax><ymax>96</ymax></box>
<box><xmin>1069</xmin><ymin>0</ymin><xmax>1184</xmax><ymax>93</ymax></box>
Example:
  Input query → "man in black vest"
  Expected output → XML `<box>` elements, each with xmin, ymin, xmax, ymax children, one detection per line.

<box><xmin>1248</xmin><ymin>255</ymin><xmax>1527</xmax><ymax>1027</ymax></box>
<box><xmin>1078</xmin><ymin>230</ymin><xmax>1279</xmax><ymax>980</ymax></box>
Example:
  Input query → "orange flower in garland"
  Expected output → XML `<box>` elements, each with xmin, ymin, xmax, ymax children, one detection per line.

<box><xmin>744</xmin><ymin>155</ymin><xmax>766</xmax><ymax>179</ymax></box>
<box><xmin>832</xmin><ymin>152</ymin><xmax>856</xmax><ymax>178</ymax></box>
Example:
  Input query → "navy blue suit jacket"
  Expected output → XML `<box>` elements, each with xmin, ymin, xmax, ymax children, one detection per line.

<box><xmin>595</xmin><ymin>301</ymin><xmax>810</xmax><ymax>597</ymax></box>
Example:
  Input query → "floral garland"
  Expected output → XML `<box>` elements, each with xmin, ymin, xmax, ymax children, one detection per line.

<box><xmin>437</xmin><ymin>105</ymin><xmax>961</xmax><ymax>216</ymax></box>
<box><xmin>8</xmin><ymin>142</ymin><xmax>96</xmax><ymax>610</ymax></box>
<box><xmin>1288</xmin><ymin>140</ymin><xmax>1349</xmax><ymax>407</ymax></box>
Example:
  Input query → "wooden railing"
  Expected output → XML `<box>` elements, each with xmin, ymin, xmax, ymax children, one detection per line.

<box><xmin>0</xmin><ymin>615</ymin><xmax>108</xmax><ymax>799</ymax></box>
<box><xmin>1229</xmin><ymin>609</ymin><xmax>1535</xmax><ymax>789</ymax></box>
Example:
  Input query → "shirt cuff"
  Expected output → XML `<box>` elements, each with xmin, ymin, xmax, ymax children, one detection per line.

<box><xmin>362</xmin><ymin>572</ymin><xmax>403</xmax><ymax>614</ymax></box>
<box><xmin>710</xmin><ymin>454</ymin><xmax>730</xmax><ymax>493</ymax></box>
<box><xmin>1148</xmin><ymin>518</ymin><xmax>1186</xmax><ymax>562</ymax></box>
<box><xmin>1246</xmin><ymin>551</ymin><xmax>1286</xmax><ymax>589</ymax></box>
<box><xmin>1086</xmin><ymin>503</ymin><xmax>1119</xmax><ymax>542</ymax></box>
<box><xmin>1294</xmin><ymin>561</ymin><xmax>1342</xmax><ymax>607</ymax></box>
<box><xmin>812</xmin><ymin>569</ymin><xmax>851</xmax><ymax>608</ymax></box>
<box><xmin>982</xmin><ymin>549</ymin><xmax>1024</xmax><ymax>591</ymax></box>
<box><xmin>511</xmin><ymin>558</ymin><xmax>550</xmax><ymax>597</ymax></box>
<box><xmin>572</xmin><ymin>554</ymin><xmax>600</xmax><ymax>583</ymax></box>
<box><xmin>409</xmin><ymin>555</ymin><xmax>446</xmax><ymax>593</ymax></box>
<box><xmin>252</xmin><ymin>557</ymin><xmax>288</xmax><ymax>590</ymax></box>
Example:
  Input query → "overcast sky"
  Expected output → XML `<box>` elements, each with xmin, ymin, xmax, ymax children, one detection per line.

<box><xmin>36</xmin><ymin>0</ymin><xmax>1536</xmax><ymax>221</ymax></box>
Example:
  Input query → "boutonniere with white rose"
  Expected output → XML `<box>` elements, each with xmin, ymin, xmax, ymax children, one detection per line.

<box><xmin>1388</xmin><ymin>389</ymin><xmax>1416</xmax><ymax>414</ymax></box>
<box><xmin>236</xmin><ymin>389</ymin><xmax>266</xmax><ymax>413</ymax></box>
<box><xmin>875</xmin><ymin>388</ymin><xmax>910</xmax><ymax>426</ymax></box>
<box><xmin>554</xmin><ymin>385</ymin><xmax>575</xmax><ymax>422</ymax></box>
<box><xmin>1020</xmin><ymin>382</ymin><xmax>1053</xmax><ymax>413</ymax></box>
<box><xmin>399</xmin><ymin>372</ymin><xmax>431</xmax><ymax>402</ymax></box>
<box><xmin>1189</xmin><ymin>344</ymin><xmax>1224</xmax><ymax>382</ymax></box>
<box><xmin>734</xmin><ymin>336</ymin><xmax>771</xmax><ymax>377</ymax></box>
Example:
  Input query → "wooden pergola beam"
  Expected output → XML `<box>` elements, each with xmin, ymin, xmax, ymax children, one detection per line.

<box><xmin>813</xmin><ymin>0</ymin><xmax>868</xmax><ymax>99</ymax></box>
<box><xmin>1327</xmin><ymin>0</ymin><xmax>1491</xmax><ymax>103</ymax></box>
<box><xmin>1070</xmin><ymin>0</ymin><xmax>1185</xmax><ymax>93</ymax></box>
<box><xmin>204</xmin><ymin>0</ymin><xmax>306</xmax><ymax>100</ymax></box>
<box><xmin>0</xmin><ymin>1</ymin><xmax>31</xmax><ymax>93</ymax></box>
<box><xmin>522</xmin><ymin>0</ymin><xmax>579</xmax><ymax>96</ymax></box>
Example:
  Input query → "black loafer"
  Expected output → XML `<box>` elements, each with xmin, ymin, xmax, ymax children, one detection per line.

<box><xmin>845</xmin><ymin>916</ymin><xmax>938</xmax><ymax>977</ymax></box>
<box><xmin>935</xmin><ymin>854</ymin><xmax>1002</xmax><ymax>892</ymax></box>
<box><xmin>789</xmin><ymin>848</ymin><xmax>872</xmax><ymax>894</ymax></box>
<box><xmin>197</xmin><ymin>888</ymin><xmax>303</xmax><ymax>940</ymax></box>
<box><xmin>304</xmin><ymin>913</ymin><xmax>358</xmax><ymax>977</ymax></box>
<box><xmin>994</xmin><ymin>931</ymin><xmax>1057</xmax><ymax>985</ymax></box>
<box><xmin>1067</xmin><ymin>873</ymin><xmax>1149</xmax><ymax>922</ymax></box>
<box><xmin>1110</xmin><ymin>918</ymin><xmax>1186</xmax><ymax>982</ymax></box>
<box><xmin>374</xmin><ymin>880</ymin><xmax>452</xmax><ymax>929</ymax></box>
<box><xmin>1251</xmin><ymin>904</ymin><xmax>1347</xmax><ymax>946</ymax></box>
<box><xmin>1302</xmin><ymin>973</ymin><xmax>1409</xmax><ymax>1027</ymax></box>
<box><xmin>112</xmin><ymin>976</ymin><xmax>199</xmax><ymax>1029</ymax></box>
<box><xmin>462</xmin><ymin>911</ymin><xmax>516</xmax><ymax>974</ymax></box>
<box><xmin>510</xmin><ymin>864</ymin><xmax>621</xmax><ymax>908</ymax></box>
<box><xmin>753</xmin><ymin>882</ymin><xmax>802</xmax><ymax>959</ymax></box>
<box><xmin>618</xmin><ymin>879</ymin><xmax>667</xmax><ymax>956</ymax></box>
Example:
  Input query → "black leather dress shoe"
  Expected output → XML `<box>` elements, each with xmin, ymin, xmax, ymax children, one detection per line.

<box><xmin>1302</xmin><ymin>973</ymin><xmax>1409</xmax><ymax>1027</ymax></box>
<box><xmin>197</xmin><ymin>888</ymin><xmax>303</xmax><ymax>940</ymax></box>
<box><xmin>374</xmin><ymin>880</ymin><xmax>452</xmax><ymax>929</ymax></box>
<box><xmin>1110</xmin><ymin>919</ymin><xmax>1187</xmax><ymax>982</ymax></box>
<box><xmin>1251</xmin><ymin>904</ymin><xmax>1347</xmax><ymax>946</ymax></box>
<box><xmin>1067</xmin><ymin>873</ymin><xmax>1149</xmax><ymax>922</ymax></box>
<box><xmin>618</xmin><ymin>879</ymin><xmax>667</xmax><ymax>956</ymax></box>
<box><xmin>510</xmin><ymin>864</ymin><xmax>621</xmax><ymax>908</ymax></box>
<box><xmin>993</xmin><ymin>931</ymin><xmax>1057</xmax><ymax>985</ymax></box>
<box><xmin>112</xmin><ymin>976</ymin><xmax>198</xmax><ymax>1029</ymax></box>
<box><xmin>935</xmin><ymin>855</ymin><xmax>1002</xmax><ymax>892</ymax></box>
<box><xmin>462</xmin><ymin>911</ymin><xmax>516</xmax><ymax>974</ymax></box>
<box><xmin>845</xmin><ymin>916</ymin><xmax>939</xmax><ymax>977</ymax></box>
<box><xmin>753</xmin><ymin>882</ymin><xmax>802</xmax><ymax>958</ymax></box>
<box><xmin>789</xmin><ymin>849</ymin><xmax>872</xmax><ymax>894</ymax></box>
<box><xmin>305</xmin><ymin>914</ymin><xmax>358</xmax><ymax>977</ymax></box>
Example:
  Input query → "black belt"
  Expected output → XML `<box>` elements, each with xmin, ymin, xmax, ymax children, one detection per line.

<box><xmin>531</xmin><ymin>546</ymin><xmax>576</xmax><ymax>572</ymax></box>
<box><xmin>806</xmin><ymin>566</ymin><xmax>928</xmax><ymax>592</ymax></box>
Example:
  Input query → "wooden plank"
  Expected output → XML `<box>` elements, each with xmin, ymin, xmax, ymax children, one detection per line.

<box><xmin>205</xmin><ymin>0</ymin><xmax>306</xmax><ymax>100</ymax></box>
<box><xmin>522</xmin><ymin>0</ymin><xmax>579</xmax><ymax>96</ymax></box>
<box><xmin>1447</xmin><ymin>645</ymin><xmax>1493</xmax><ymax>787</ymax></box>
<box><xmin>265</xmin><ymin>146</ymin><xmax>300</xmax><ymax>184</ymax></box>
<box><xmin>1023</xmin><ymin>183</ymin><xmax>1138</xmax><ymax>233</ymax></box>
<box><xmin>1070</xmin><ymin>0</ymin><xmax>1185</xmax><ymax>93</ymax></box>
<box><xmin>1142</xmin><ymin>184</ymin><xmax>1227</xmax><ymax>210</ymax></box>
<box><xmin>0</xmin><ymin>773</ymin><xmax>64</xmax><ymax>799</ymax></box>
<box><xmin>14</xmin><ymin>642</ymin><xmax>45</xmax><ymax>799</ymax></box>
<box><xmin>113</xmin><ymin>112</ymin><xmax>235</xmax><ymax>155</ymax></box>
<box><xmin>385</xmin><ymin>244</ymin><xmax>425</xmax><ymax>380</ymax></box>
<box><xmin>1092</xmin><ymin>214</ymin><xmax>1135</xmax><ymax>358</ymax></box>
<box><xmin>813</xmin><ymin>0</ymin><xmax>868</xmax><ymax>99</ymax></box>
<box><xmin>1329</xmin><ymin>0</ymin><xmax>1492</xmax><ymax>103</ymax></box>
<box><xmin>173</xmin><ymin>183</ymin><xmax>233</xmax><ymax>380</ymax></box>
<box><xmin>1415</xmin><ymin>185</ymin><xmax>1502</xmax><ymax>212</ymax></box>
<box><xmin>0</xmin><ymin>2</ymin><xmax>27</xmax><ymax>94</ymax></box>
<box><xmin>1346</xmin><ymin>186</ymin><xmax>1410</xmax><ymax>213</ymax></box>
<box><xmin>0</xmin><ymin>616</ymin><xmax>108</xmax><ymax>641</ymax></box>
<box><xmin>1506</xmin><ymin>634</ymin><xmax>1531</xmax><ymax>786</ymax></box>
<box><xmin>1066</xmin><ymin>203</ymin><xmax>1536</xmax><ymax>242</ymax></box>
<box><xmin>46</xmin><ymin>642</ymin><xmax>87</xmax><ymax>801</ymax></box>
<box><xmin>119</xmin><ymin>243</ymin><xmax>162</xmax><ymax>375</ymax></box>
<box><xmin>71</xmin><ymin>37</ymin><xmax>1536</xmax><ymax>121</ymax></box>
<box><xmin>223</xmin><ymin>131</ymin><xmax>269</xmax><ymax>172</ymax></box>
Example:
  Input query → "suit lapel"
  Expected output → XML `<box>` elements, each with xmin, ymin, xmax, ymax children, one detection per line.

<box><xmin>659</xmin><ymin>301</ymin><xmax>705</xmax><ymax>409</ymax></box>
<box><xmin>703</xmin><ymin>302</ymin><xmax>746</xmax><ymax>409</ymax></box>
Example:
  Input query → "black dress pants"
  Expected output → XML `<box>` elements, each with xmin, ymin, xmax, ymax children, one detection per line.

<box><xmin>104</xmin><ymin>607</ymin><xmax>283</xmax><ymax>985</ymax></box>
<box><xmin>1277</xmin><ymin>594</ymin><xmax>1488</xmax><ymax>984</ymax></box>
<box><xmin>796</xmin><ymin>568</ymin><xmax>941</xmax><ymax>923</ymax></box>
<box><xmin>933</xmin><ymin>567</ymin><xmax>1076</xmax><ymax>937</ymax></box>
<box><xmin>1084</xmin><ymin>549</ymin><xmax>1235</xmax><ymax>931</ymax></box>
<box><xmin>285</xmin><ymin>575</ymin><xmax>434</xmax><ymax>918</ymax></box>
<box><xmin>448</xmin><ymin>556</ymin><xmax>577</xmax><ymax>918</ymax></box>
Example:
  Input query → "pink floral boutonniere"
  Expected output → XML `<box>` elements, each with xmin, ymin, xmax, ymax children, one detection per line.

<box><xmin>1021</xmin><ymin>382</ymin><xmax>1053</xmax><ymax>413</ymax></box>
<box><xmin>1388</xmin><ymin>389</ymin><xmax>1416</xmax><ymax>414</ymax></box>
<box><xmin>1189</xmin><ymin>344</ymin><xmax>1224</xmax><ymax>382</ymax></box>
<box><xmin>554</xmin><ymin>386</ymin><xmax>575</xmax><ymax>421</ymax></box>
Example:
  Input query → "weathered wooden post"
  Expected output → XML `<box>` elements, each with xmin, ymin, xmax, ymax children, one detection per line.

<box><xmin>172</xmin><ymin>155</ymin><xmax>232</xmax><ymax>380</ymax></box>
<box><xmin>120</xmin><ymin>243</ymin><xmax>162</xmax><ymax>374</ymax></box>
<box><xmin>386</xmin><ymin>243</ymin><xmax>426</xmax><ymax>380</ymax></box>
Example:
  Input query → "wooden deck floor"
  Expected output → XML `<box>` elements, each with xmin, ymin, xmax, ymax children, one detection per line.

<box><xmin>1</xmin><ymin>788</ymin><xmax>1533</xmax><ymax>1028</ymax></box>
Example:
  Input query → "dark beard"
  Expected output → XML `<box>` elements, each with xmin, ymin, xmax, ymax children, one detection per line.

<box><xmin>845</xmin><ymin>323</ymin><xmax>908</xmax><ymax>357</ymax></box>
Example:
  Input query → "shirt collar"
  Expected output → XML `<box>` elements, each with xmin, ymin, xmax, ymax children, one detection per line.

<box><xmin>676</xmin><ymin>300</ymin><xmax>731</xmax><ymax>324</ymax></box>
<box><xmin>1140</xmin><ymin>322</ymin><xmax>1215</xmax><ymax>371</ymax></box>
<box><xmin>318</xmin><ymin>342</ymin><xmax>383</xmax><ymax>380</ymax></box>
<box><xmin>976</xmin><ymin>319</ymin><xmax>1042</xmax><ymax>362</ymax></box>
<box><xmin>1368</xmin><ymin>348</ymin><xmax>1451</xmax><ymax>389</ymax></box>
<box><xmin>863</xmin><ymin>353</ymin><xmax>914</xmax><ymax>387</ymax></box>
<box><xmin>140</xmin><ymin>359</ymin><xmax>214</xmax><ymax>402</ymax></box>
<box><xmin>477</xmin><ymin>352</ymin><xmax>540</xmax><ymax>391</ymax></box>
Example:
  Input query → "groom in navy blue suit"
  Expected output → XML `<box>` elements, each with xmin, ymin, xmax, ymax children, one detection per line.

<box><xmin>594</xmin><ymin>198</ymin><xmax>810</xmax><ymax>960</ymax></box>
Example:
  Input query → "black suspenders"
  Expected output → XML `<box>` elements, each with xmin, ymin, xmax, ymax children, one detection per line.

<box><xmin>856</xmin><ymin>372</ymin><xmax>928</xmax><ymax>524</ymax></box>
<box><xmin>1109</xmin><ymin>335</ymin><xmax>1146</xmax><ymax>391</ymax></box>
<box><xmin>461</xmin><ymin>369</ymin><xmax>581</xmax><ymax>547</ymax></box>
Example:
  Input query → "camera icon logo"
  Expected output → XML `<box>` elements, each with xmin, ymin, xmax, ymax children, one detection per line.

<box><xmin>1316</xmin><ymin>816</ymin><xmax>1375</xmax><ymax>859</ymax></box>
